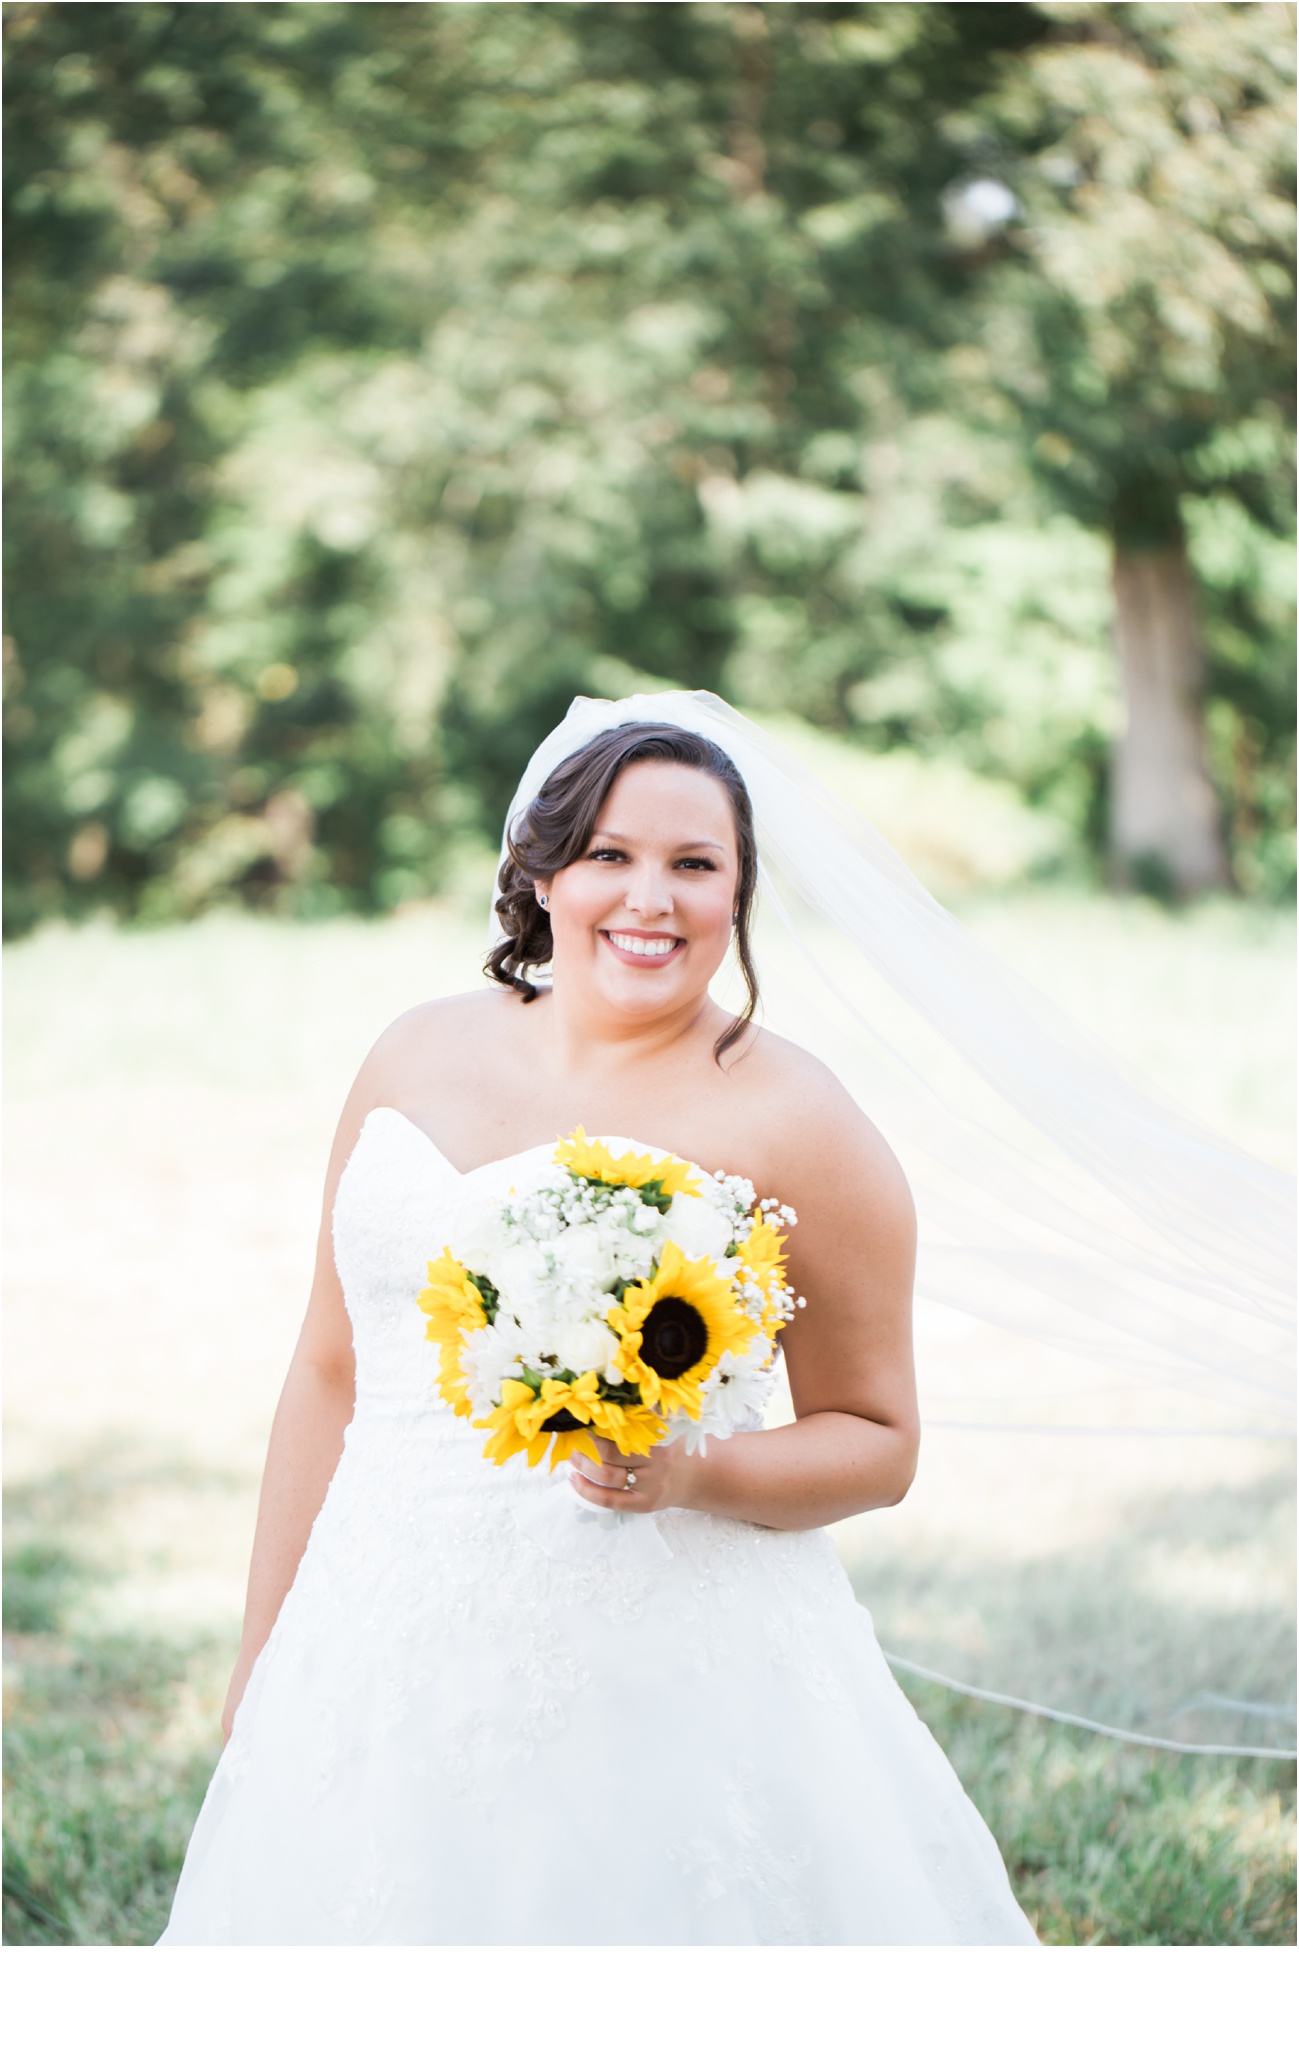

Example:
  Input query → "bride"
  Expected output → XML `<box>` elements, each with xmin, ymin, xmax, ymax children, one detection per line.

<box><xmin>159</xmin><ymin>703</ymin><xmax>1058</xmax><ymax>1944</ymax></box>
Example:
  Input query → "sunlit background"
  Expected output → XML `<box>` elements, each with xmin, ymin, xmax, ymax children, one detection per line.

<box><xmin>4</xmin><ymin>2</ymin><xmax>1295</xmax><ymax>1946</ymax></box>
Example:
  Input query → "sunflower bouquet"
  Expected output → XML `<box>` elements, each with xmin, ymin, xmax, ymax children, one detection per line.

<box><xmin>418</xmin><ymin>1129</ymin><xmax>799</xmax><ymax>1474</ymax></box>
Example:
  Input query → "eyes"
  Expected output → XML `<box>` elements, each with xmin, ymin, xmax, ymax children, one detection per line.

<box><xmin>586</xmin><ymin>846</ymin><xmax>719</xmax><ymax>872</ymax></box>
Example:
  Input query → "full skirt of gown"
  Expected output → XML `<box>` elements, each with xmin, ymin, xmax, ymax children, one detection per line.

<box><xmin>159</xmin><ymin>1110</ymin><xmax>1038</xmax><ymax>1946</ymax></box>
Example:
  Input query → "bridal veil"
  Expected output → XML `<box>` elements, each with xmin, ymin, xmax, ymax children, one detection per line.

<box><xmin>493</xmin><ymin>690</ymin><xmax>1295</xmax><ymax>1755</ymax></box>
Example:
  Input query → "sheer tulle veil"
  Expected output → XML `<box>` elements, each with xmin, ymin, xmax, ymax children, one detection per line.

<box><xmin>492</xmin><ymin>690</ymin><xmax>1296</xmax><ymax>1750</ymax></box>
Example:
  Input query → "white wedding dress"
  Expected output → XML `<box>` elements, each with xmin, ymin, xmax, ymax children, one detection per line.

<box><xmin>160</xmin><ymin>1108</ymin><xmax>1038</xmax><ymax>1945</ymax></box>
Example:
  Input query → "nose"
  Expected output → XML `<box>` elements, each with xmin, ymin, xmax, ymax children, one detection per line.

<box><xmin>620</xmin><ymin>858</ymin><xmax>674</xmax><ymax>920</ymax></box>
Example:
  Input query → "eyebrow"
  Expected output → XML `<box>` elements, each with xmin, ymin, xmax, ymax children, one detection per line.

<box><xmin>591</xmin><ymin>831</ymin><xmax>728</xmax><ymax>852</ymax></box>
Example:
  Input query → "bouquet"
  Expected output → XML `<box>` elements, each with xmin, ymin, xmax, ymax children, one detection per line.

<box><xmin>418</xmin><ymin>1129</ymin><xmax>800</xmax><ymax>1475</ymax></box>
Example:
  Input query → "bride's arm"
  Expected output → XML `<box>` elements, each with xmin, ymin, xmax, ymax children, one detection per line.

<box><xmin>219</xmin><ymin>1056</ymin><xmax>392</xmax><ymax>1741</ymax></box>
<box><xmin>223</xmin><ymin>988</ymin><xmax>518</xmax><ymax>1732</ymax></box>
<box><xmin>571</xmin><ymin>1073</ymin><xmax>921</xmax><ymax>1532</ymax></box>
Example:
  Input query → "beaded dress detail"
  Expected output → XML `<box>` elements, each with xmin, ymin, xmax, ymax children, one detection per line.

<box><xmin>160</xmin><ymin>1109</ymin><xmax>1037</xmax><ymax>1945</ymax></box>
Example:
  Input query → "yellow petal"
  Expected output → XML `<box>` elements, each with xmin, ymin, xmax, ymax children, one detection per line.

<box><xmin>555</xmin><ymin>1127</ymin><xmax>701</xmax><ymax>1197</ymax></box>
<box><xmin>547</xmin><ymin>1428</ymin><xmax>596</xmax><ymax>1468</ymax></box>
<box><xmin>480</xmin><ymin>1416</ymin><xmax>526</xmax><ymax>1464</ymax></box>
<box><xmin>594</xmin><ymin>1401</ymin><xmax>667</xmax><ymax>1457</ymax></box>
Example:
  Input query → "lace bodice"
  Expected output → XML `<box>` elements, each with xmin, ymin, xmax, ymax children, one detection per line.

<box><xmin>332</xmin><ymin>1107</ymin><xmax>552</xmax><ymax>1423</ymax></box>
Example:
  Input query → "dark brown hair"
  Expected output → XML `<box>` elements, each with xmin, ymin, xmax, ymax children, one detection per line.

<box><xmin>486</xmin><ymin>721</ymin><xmax>760</xmax><ymax>1063</ymax></box>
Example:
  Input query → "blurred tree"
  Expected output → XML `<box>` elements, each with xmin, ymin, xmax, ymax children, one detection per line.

<box><xmin>3</xmin><ymin>2</ymin><xmax>1293</xmax><ymax>933</ymax></box>
<box><xmin>3</xmin><ymin>1</ymin><xmax>475</xmax><ymax>929</ymax></box>
<box><xmin>956</xmin><ymin>0</ymin><xmax>1295</xmax><ymax>895</ymax></box>
<box><xmin>3</xmin><ymin>0</ymin><xmax>1046</xmax><ymax>927</ymax></box>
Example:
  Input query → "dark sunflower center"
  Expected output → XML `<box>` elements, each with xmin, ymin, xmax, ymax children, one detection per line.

<box><xmin>640</xmin><ymin>1297</ymin><xmax>708</xmax><ymax>1379</ymax></box>
<box><xmin>539</xmin><ymin>1407</ymin><xmax>587</xmax><ymax>1433</ymax></box>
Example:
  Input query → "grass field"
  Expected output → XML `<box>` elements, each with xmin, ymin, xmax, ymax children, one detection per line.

<box><xmin>4</xmin><ymin>888</ymin><xmax>1295</xmax><ymax>1945</ymax></box>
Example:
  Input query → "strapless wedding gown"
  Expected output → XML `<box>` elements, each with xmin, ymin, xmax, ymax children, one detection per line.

<box><xmin>160</xmin><ymin>1109</ymin><xmax>1037</xmax><ymax>1945</ymax></box>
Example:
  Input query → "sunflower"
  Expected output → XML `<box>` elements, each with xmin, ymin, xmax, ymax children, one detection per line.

<box><xmin>737</xmin><ymin>1214</ymin><xmax>791</xmax><ymax>1335</ymax></box>
<box><xmin>478</xmin><ymin>1371</ymin><xmax>607</xmax><ymax>1470</ymax></box>
<box><xmin>590</xmin><ymin>1398</ymin><xmax>669</xmax><ymax>1460</ymax></box>
<box><xmin>417</xmin><ymin>1249</ymin><xmax>487</xmax><ymax>1417</ymax></box>
<box><xmin>555</xmin><ymin>1127</ymin><xmax>701</xmax><ymax>1205</ymax></box>
<box><xmin>608</xmin><ymin>1241</ymin><xmax>759</xmax><ymax>1421</ymax></box>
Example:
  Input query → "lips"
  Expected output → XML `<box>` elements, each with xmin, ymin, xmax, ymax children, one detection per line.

<box><xmin>602</xmin><ymin>930</ymin><xmax>683</xmax><ymax>961</ymax></box>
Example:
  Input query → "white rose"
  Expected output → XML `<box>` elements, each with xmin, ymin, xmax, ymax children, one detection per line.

<box><xmin>492</xmin><ymin>1241</ymin><xmax>551</xmax><ymax>1321</ymax></box>
<box><xmin>663</xmin><ymin>1191</ymin><xmax>731</xmax><ymax>1263</ymax></box>
<box><xmin>553</xmin><ymin>1223</ymin><xmax>618</xmax><ymax>1289</ymax></box>
<box><xmin>551</xmin><ymin>1318</ymin><xmax>620</xmax><ymax>1380</ymax></box>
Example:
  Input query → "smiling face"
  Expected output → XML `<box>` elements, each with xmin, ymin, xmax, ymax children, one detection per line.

<box><xmin>541</xmin><ymin>760</ymin><xmax>740</xmax><ymax>1027</ymax></box>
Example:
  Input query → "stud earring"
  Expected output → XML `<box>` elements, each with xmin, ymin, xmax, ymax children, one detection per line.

<box><xmin>539</xmin><ymin>893</ymin><xmax>549</xmax><ymax>910</ymax></box>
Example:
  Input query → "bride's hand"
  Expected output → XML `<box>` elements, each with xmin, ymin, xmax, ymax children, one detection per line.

<box><xmin>567</xmin><ymin>1433</ymin><xmax>698</xmax><ymax>1513</ymax></box>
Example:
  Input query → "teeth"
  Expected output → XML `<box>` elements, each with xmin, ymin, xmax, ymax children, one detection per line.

<box><xmin>608</xmin><ymin>932</ymin><xmax>678</xmax><ymax>957</ymax></box>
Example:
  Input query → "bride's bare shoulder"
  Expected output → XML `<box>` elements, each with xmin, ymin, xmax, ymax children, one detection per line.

<box><xmin>350</xmin><ymin>986</ymin><xmax>525</xmax><ymax>1098</ymax></box>
<box><xmin>378</xmin><ymin>985</ymin><xmax>519</xmax><ymax>1050</ymax></box>
<box><xmin>734</xmin><ymin>1025</ymin><xmax>913</xmax><ymax>1222</ymax></box>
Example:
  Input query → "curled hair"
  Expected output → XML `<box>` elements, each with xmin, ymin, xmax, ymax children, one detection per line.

<box><xmin>486</xmin><ymin>721</ymin><xmax>760</xmax><ymax>1064</ymax></box>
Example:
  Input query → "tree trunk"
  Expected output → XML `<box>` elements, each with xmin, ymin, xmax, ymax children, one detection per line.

<box><xmin>1110</xmin><ymin>535</ymin><xmax>1229</xmax><ymax>896</ymax></box>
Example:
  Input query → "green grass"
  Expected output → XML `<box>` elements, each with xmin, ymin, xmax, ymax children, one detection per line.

<box><xmin>3</xmin><ymin>1629</ymin><xmax>225</xmax><ymax>1945</ymax></box>
<box><xmin>3</xmin><ymin>1477</ymin><xmax>229</xmax><ymax>1947</ymax></box>
<box><xmin>898</xmin><ymin>1679</ymin><xmax>1296</xmax><ymax>1946</ymax></box>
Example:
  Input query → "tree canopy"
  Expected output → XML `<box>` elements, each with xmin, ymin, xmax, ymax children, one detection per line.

<box><xmin>4</xmin><ymin>1</ymin><xmax>1294</xmax><ymax>934</ymax></box>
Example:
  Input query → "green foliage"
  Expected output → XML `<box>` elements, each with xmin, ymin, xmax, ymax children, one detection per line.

<box><xmin>3</xmin><ymin>2</ymin><xmax>1294</xmax><ymax>934</ymax></box>
<box><xmin>1191</xmin><ymin>496</ymin><xmax>1298</xmax><ymax>900</ymax></box>
<box><xmin>956</xmin><ymin>0</ymin><xmax>1296</xmax><ymax>889</ymax></box>
<box><xmin>2</xmin><ymin>1538</ymin><xmax>97</xmax><ymax>1634</ymax></box>
<box><xmin>973</xmin><ymin>1</ymin><xmax>1295</xmax><ymax>541</ymax></box>
<box><xmin>4</xmin><ymin>0</ymin><xmax>467</xmax><ymax>932</ymax></box>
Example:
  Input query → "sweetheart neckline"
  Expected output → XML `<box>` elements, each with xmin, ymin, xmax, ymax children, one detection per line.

<box><xmin>362</xmin><ymin>1106</ymin><xmax>692</xmax><ymax>1184</ymax></box>
<box><xmin>363</xmin><ymin>1107</ymin><xmax>555</xmax><ymax>1181</ymax></box>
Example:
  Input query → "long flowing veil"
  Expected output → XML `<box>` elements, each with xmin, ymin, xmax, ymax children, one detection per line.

<box><xmin>494</xmin><ymin>690</ymin><xmax>1296</xmax><ymax>1755</ymax></box>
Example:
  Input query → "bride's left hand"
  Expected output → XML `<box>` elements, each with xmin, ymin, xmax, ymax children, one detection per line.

<box><xmin>567</xmin><ymin>1433</ymin><xmax>698</xmax><ymax>1513</ymax></box>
